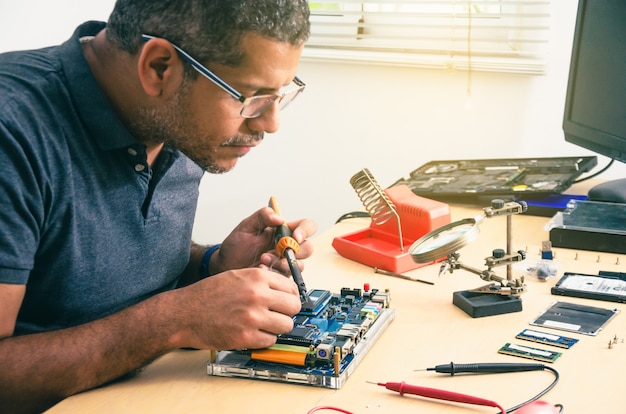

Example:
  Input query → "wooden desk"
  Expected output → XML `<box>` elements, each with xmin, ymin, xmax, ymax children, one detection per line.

<box><xmin>46</xmin><ymin>203</ymin><xmax>626</xmax><ymax>414</ymax></box>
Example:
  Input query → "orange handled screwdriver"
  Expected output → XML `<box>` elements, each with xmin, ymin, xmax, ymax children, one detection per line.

<box><xmin>268</xmin><ymin>196</ymin><xmax>311</xmax><ymax>306</ymax></box>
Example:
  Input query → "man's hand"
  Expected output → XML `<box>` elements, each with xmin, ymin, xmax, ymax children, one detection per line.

<box><xmin>168</xmin><ymin>266</ymin><xmax>302</xmax><ymax>350</ymax></box>
<box><xmin>210</xmin><ymin>205</ymin><xmax>317</xmax><ymax>276</ymax></box>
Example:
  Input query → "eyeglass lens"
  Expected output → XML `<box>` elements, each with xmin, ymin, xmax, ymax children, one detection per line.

<box><xmin>241</xmin><ymin>86</ymin><xmax>304</xmax><ymax>118</ymax></box>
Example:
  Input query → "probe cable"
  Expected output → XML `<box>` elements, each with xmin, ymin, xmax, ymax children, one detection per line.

<box><xmin>308</xmin><ymin>362</ymin><xmax>560</xmax><ymax>414</ymax></box>
<box><xmin>503</xmin><ymin>365</ymin><xmax>559</xmax><ymax>413</ymax></box>
<box><xmin>574</xmin><ymin>158</ymin><xmax>614</xmax><ymax>183</ymax></box>
<box><xmin>421</xmin><ymin>362</ymin><xmax>561</xmax><ymax>413</ymax></box>
<box><xmin>369</xmin><ymin>362</ymin><xmax>560</xmax><ymax>413</ymax></box>
<box><xmin>306</xmin><ymin>407</ymin><xmax>354</xmax><ymax>414</ymax></box>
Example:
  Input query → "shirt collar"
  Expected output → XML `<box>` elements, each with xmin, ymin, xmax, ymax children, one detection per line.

<box><xmin>57</xmin><ymin>21</ymin><xmax>138</xmax><ymax>151</ymax></box>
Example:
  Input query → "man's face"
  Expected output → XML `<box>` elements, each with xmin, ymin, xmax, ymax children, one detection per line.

<box><xmin>130</xmin><ymin>34</ymin><xmax>303</xmax><ymax>174</ymax></box>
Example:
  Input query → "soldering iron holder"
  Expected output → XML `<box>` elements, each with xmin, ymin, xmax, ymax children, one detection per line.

<box><xmin>333</xmin><ymin>184</ymin><xmax>451</xmax><ymax>273</ymax></box>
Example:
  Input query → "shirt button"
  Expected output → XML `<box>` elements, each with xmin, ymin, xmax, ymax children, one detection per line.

<box><xmin>127</xmin><ymin>148</ymin><xmax>138</xmax><ymax>156</ymax></box>
<box><xmin>135</xmin><ymin>164</ymin><xmax>146</xmax><ymax>172</ymax></box>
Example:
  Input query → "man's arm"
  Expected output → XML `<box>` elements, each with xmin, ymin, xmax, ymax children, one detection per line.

<box><xmin>0</xmin><ymin>283</ymin><xmax>23</xmax><ymax>338</ymax></box>
<box><xmin>0</xmin><ymin>268</ymin><xmax>301</xmax><ymax>414</ymax></box>
<box><xmin>177</xmin><ymin>243</ymin><xmax>222</xmax><ymax>287</ymax></box>
<box><xmin>0</xmin><ymin>282</ymin><xmax>183</xmax><ymax>414</ymax></box>
<box><xmin>0</xmin><ymin>207</ymin><xmax>314</xmax><ymax>413</ymax></box>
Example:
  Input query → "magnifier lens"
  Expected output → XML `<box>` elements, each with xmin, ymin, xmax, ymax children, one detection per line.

<box><xmin>409</xmin><ymin>218</ymin><xmax>480</xmax><ymax>263</ymax></box>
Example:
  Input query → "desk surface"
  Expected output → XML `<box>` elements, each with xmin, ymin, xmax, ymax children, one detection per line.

<box><xmin>47</xmin><ymin>196</ymin><xmax>626</xmax><ymax>414</ymax></box>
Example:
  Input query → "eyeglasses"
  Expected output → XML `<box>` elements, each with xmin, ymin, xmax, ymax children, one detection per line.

<box><xmin>141</xmin><ymin>34</ymin><xmax>305</xmax><ymax>118</ymax></box>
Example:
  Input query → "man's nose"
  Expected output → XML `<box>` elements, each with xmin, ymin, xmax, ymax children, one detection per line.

<box><xmin>247</xmin><ymin>101</ymin><xmax>281</xmax><ymax>134</ymax></box>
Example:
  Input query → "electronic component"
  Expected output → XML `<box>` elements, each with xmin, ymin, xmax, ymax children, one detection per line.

<box><xmin>530</xmin><ymin>301</ymin><xmax>620</xmax><ymax>336</ymax></box>
<box><xmin>551</xmin><ymin>272</ymin><xmax>626</xmax><ymax>304</ymax></box>
<box><xmin>300</xmin><ymin>289</ymin><xmax>332</xmax><ymax>314</ymax></box>
<box><xmin>207</xmin><ymin>285</ymin><xmax>394</xmax><ymax>389</ymax></box>
<box><xmin>547</xmin><ymin>200</ymin><xmax>626</xmax><ymax>254</ymax></box>
<box><xmin>515</xmin><ymin>329</ymin><xmax>578</xmax><ymax>349</ymax></box>
<box><xmin>540</xmin><ymin>241</ymin><xmax>553</xmax><ymax>260</ymax></box>
<box><xmin>498</xmin><ymin>343</ymin><xmax>562</xmax><ymax>363</ymax></box>
<box><xmin>391</xmin><ymin>157</ymin><xmax>597</xmax><ymax>203</ymax></box>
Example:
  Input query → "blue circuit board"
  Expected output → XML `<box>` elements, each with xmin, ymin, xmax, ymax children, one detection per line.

<box><xmin>207</xmin><ymin>286</ymin><xmax>395</xmax><ymax>389</ymax></box>
<box><xmin>515</xmin><ymin>329</ymin><xmax>579</xmax><ymax>349</ymax></box>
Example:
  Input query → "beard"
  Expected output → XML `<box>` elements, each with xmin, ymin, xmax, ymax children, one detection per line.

<box><xmin>125</xmin><ymin>77</ymin><xmax>262</xmax><ymax>174</ymax></box>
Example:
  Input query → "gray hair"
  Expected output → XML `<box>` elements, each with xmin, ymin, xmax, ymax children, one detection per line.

<box><xmin>106</xmin><ymin>0</ymin><xmax>310</xmax><ymax>74</ymax></box>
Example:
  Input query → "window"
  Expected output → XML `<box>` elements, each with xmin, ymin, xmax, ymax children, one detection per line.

<box><xmin>304</xmin><ymin>1</ymin><xmax>551</xmax><ymax>74</ymax></box>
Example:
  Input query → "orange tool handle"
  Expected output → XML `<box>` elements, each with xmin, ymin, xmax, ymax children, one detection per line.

<box><xmin>268</xmin><ymin>196</ymin><xmax>300</xmax><ymax>257</ymax></box>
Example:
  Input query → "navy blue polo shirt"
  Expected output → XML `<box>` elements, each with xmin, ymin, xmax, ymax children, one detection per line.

<box><xmin>0</xmin><ymin>21</ymin><xmax>204</xmax><ymax>334</ymax></box>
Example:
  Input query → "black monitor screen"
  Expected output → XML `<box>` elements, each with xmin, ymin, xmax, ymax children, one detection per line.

<box><xmin>563</xmin><ymin>0</ymin><xmax>626</xmax><ymax>164</ymax></box>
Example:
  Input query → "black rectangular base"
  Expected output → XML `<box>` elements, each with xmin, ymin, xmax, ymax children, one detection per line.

<box><xmin>549</xmin><ymin>228</ymin><xmax>626</xmax><ymax>254</ymax></box>
<box><xmin>453</xmin><ymin>290</ymin><xmax>523</xmax><ymax>318</ymax></box>
<box><xmin>548</xmin><ymin>200</ymin><xmax>626</xmax><ymax>254</ymax></box>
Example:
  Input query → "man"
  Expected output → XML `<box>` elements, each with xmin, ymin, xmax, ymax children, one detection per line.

<box><xmin>0</xmin><ymin>1</ymin><xmax>315</xmax><ymax>413</ymax></box>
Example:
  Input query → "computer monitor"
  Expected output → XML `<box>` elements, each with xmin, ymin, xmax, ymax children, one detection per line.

<box><xmin>562</xmin><ymin>0</ymin><xmax>626</xmax><ymax>203</ymax></box>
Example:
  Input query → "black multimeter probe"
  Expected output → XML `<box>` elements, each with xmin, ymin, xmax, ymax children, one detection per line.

<box><xmin>422</xmin><ymin>362</ymin><xmax>547</xmax><ymax>375</ymax></box>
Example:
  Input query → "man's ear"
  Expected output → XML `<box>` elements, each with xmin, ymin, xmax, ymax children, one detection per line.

<box><xmin>137</xmin><ymin>38</ymin><xmax>184</xmax><ymax>97</ymax></box>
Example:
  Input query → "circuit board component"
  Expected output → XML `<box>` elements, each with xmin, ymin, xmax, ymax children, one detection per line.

<box><xmin>208</xmin><ymin>285</ymin><xmax>394</xmax><ymax>388</ymax></box>
<box><xmin>498</xmin><ymin>342</ymin><xmax>562</xmax><ymax>363</ymax></box>
<box><xmin>515</xmin><ymin>329</ymin><xmax>578</xmax><ymax>349</ymax></box>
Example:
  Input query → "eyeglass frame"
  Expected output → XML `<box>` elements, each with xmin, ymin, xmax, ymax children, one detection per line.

<box><xmin>141</xmin><ymin>34</ymin><xmax>305</xmax><ymax>118</ymax></box>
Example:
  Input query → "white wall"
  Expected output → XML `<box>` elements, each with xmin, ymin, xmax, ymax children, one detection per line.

<box><xmin>2</xmin><ymin>1</ymin><xmax>624</xmax><ymax>244</ymax></box>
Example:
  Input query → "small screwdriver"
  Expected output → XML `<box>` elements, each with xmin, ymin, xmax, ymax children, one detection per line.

<box><xmin>268</xmin><ymin>196</ymin><xmax>311</xmax><ymax>306</ymax></box>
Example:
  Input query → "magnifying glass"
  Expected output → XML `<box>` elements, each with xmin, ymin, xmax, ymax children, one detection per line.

<box><xmin>409</xmin><ymin>216</ymin><xmax>484</xmax><ymax>263</ymax></box>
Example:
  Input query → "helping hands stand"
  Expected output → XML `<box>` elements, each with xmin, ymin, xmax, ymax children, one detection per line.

<box><xmin>410</xmin><ymin>200</ymin><xmax>528</xmax><ymax>317</ymax></box>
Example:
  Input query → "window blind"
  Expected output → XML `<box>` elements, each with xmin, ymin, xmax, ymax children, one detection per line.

<box><xmin>304</xmin><ymin>0</ymin><xmax>551</xmax><ymax>74</ymax></box>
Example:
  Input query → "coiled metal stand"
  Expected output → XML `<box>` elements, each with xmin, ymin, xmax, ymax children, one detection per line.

<box><xmin>350</xmin><ymin>168</ymin><xmax>404</xmax><ymax>251</ymax></box>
